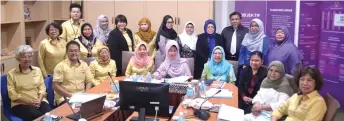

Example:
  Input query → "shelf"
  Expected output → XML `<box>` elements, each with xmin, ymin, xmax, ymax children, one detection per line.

<box><xmin>1</xmin><ymin>21</ymin><xmax>20</xmax><ymax>25</ymax></box>
<box><xmin>24</xmin><ymin>19</ymin><xmax>47</xmax><ymax>23</ymax></box>
<box><xmin>0</xmin><ymin>55</ymin><xmax>15</xmax><ymax>61</ymax></box>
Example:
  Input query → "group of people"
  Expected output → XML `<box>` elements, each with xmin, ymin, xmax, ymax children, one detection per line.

<box><xmin>6</xmin><ymin>3</ymin><xmax>328</xmax><ymax>121</ymax></box>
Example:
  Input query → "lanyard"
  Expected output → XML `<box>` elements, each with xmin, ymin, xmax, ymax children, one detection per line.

<box><xmin>70</xmin><ymin>20</ymin><xmax>80</xmax><ymax>39</ymax></box>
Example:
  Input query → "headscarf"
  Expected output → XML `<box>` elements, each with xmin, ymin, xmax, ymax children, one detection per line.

<box><xmin>96</xmin><ymin>46</ymin><xmax>110</xmax><ymax>64</ymax></box>
<box><xmin>136</xmin><ymin>18</ymin><xmax>156</xmax><ymax>43</ymax></box>
<box><xmin>79</xmin><ymin>23</ymin><xmax>96</xmax><ymax>52</ymax></box>
<box><xmin>268</xmin><ymin>26</ymin><xmax>303</xmax><ymax>74</ymax></box>
<box><xmin>132</xmin><ymin>43</ymin><xmax>151</xmax><ymax>68</ymax></box>
<box><xmin>178</xmin><ymin>21</ymin><xmax>198</xmax><ymax>50</ymax></box>
<box><xmin>204</xmin><ymin>19</ymin><xmax>217</xmax><ymax>58</ymax></box>
<box><xmin>208</xmin><ymin>46</ymin><xmax>232</xmax><ymax>80</ymax></box>
<box><xmin>156</xmin><ymin>15</ymin><xmax>178</xmax><ymax>49</ymax></box>
<box><xmin>159</xmin><ymin>40</ymin><xmax>188</xmax><ymax>77</ymax></box>
<box><xmin>94</xmin><ymin>15</ymin><xmax>111</xmax><ymax>44</ymax></box>
<box><xmin>260</xmin><ymin>61</ymin><xmax>294</xmax><ymax>96</ymax></box>
<box><xmin>241</xmin><ymin>18</ymin><xmax>266</xmax><ymax>52</ymax></box>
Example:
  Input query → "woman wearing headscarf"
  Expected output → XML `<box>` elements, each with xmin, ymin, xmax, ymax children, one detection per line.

<box><xmin>134</xmin><ymin>18</ymin><xmax>157</xmax><ymax>58</ymax></box>
<box><xmin>89</xmin><ymin>46</ymin><xmax>117</xmax><ymax>86</ymax></box>
<box><xmin>155</xmin><ymin>15</ymin><xmax>178</xmax><ymax>69</ymax></box>
<box><xmin>94</xmin><ymin>15</ymin><xmax>111</xmax><ymax>45</ymax></box>
<box><xmin>153</xmin><ymin>40</ymin><xmax>191</xmax><ymax>79</ymax></box>
<box><xmin>75</xmin><ymin>23</ymin><xmax>103</xmax><ymax>64</ymax></box>
<box><xmin>177</xmin><ymin>21</ymin><xmax>198</xmax><ymax>58</ymax></box>
<box><xmin>267</xmin><ymin>26</ymin><xmax>303</xmax><ymax>75</ymax></box>
<box><xmin>125</xmin><ymin>43</ymin><xmax>154</xmax><ymax>77</ymax></box>
<box><xmin>244</xmin><ymin>61</ymin><xmax>294</xmax><ymax>121</ymax></box>
<box><xmin>201</xmin><ymin>46</ymin><xmax>236</xmax><ymax>83</ymax></box>
<box><xmin>194</xmin><ymin>19</ymin><xmax>224</xmax><ymax>79</ymax></box>
<box><xmin>238</xmin><ymin>18</ymin><xmax>269</xmax><ymax>84</ymax></box>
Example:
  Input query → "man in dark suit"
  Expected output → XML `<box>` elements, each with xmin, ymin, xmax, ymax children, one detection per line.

<box><xmin>221</xmin><ymin>11</ymin><xmax>249</xmax><ymax>80</ymax></box>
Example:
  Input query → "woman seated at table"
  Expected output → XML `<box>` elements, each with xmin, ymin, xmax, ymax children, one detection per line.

<box><xmin>75</xmin><ymin>23</ymin><xmax>103</xmax><ymax>64</ymax></box>
<box><xmin>125</xmin><ymin>43</ymin><xmax>154</xmax><ymax>77</ymax></box>
<box><xmin>90</xmin><ymin>46</ymin><xmax>117</xmax><ymax>86</ymax></box>
<box><xmin>201</xmin><ymin>46</ymin><xmax>236</xmax><ymax>83</ymax></box>
<box><xmin>271</xmin><ymin>67</ymin><xmax>327</xmax><ymax>121</ymax></box>
<box><xmin>153</xmin><ymin>40</ymin><xmax>192</xmax><ymax>79</ymax></box>
<box><xmin>244</xmin><ymin>61</ymin><xmax>294</xmax><ymax>121</ymax></box>
<box><xmin>239</xmin><ymin>51</ymin><xmax>268</xmax><ymax>113</ymax></box>
<box><xmin>53</xmin><ymin>41</ymin><xmax>93</xmax><ymax>106</ymax></box>
<box><xmin>7</xmin><ymin>45</ymin><xmax>51</xmax><ymax>121</ymax></box>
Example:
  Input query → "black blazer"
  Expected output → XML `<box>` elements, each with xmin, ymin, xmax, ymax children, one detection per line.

<box><xmin>221</xmin><ymin>25</ymin><xmax>249</xmax><ymax>60</ymax></box>
<box><xmin>107</xmin><ymin>28</ymin><xmax>134</xmax><ymax>76</ymax></box>
<box><xmin>239</xmin><ymin>66</ymin><xmax>268</xmax><ymax>98</ymax></box>
<box><xmin>194</xmin><ymin>33</ymin><xmax>224</xmax><ymax>79</ymax></box>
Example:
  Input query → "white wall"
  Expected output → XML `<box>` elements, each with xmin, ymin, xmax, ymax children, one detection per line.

<box><xmin>214</xmin><ymin>0</ymin><xmax>235</xmax><ymax>33</ymax></box>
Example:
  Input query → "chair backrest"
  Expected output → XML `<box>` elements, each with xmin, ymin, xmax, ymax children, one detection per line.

<box><xmin>284</xmin><ymin>74</ymin><xmax>300</xmax><ymax>93</ymax></box>
<box><xmin>1</xmin><ymin>75</ymin><xmax>23</xmax><ymax>121</ymax></box>
<box><xmin>44</xmin><ymin>76</ymin><xmax>55</xmax><ymax>108</ymax></box>
<box><xmin>121</xmin><ymin>51</ymin><xmax>135</xmax><ymax>74</ymax></box>
<box><xmin>184</xmin><ymin>58</ymin><xmax>194</xmax><ymax>76</ymax></box>
<box><xmin>323</xmin><ymin>93</ymin><xmax>341</xmax><ymax>121</ymax></box>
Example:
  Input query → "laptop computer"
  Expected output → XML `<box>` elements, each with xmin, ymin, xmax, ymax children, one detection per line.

<box><xmin>65</xmin><ymin>95</ymin><xmax>106</xmax><ymax>120</ymax></box>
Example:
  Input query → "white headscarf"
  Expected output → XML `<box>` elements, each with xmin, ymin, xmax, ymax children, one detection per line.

<box><xmin>178</xmin><ymin>21</ymin><xmax>198</xmax><ymax>50</ymax></box>
<box><xmin>94</xmin><ymin>15</ymin><xmax>111</xmax><ymax>44</ymax></box>
<box><xmin>241</xmin><ymin>18</ymin><xmax>266</xmax><ymax>52</ymax></box>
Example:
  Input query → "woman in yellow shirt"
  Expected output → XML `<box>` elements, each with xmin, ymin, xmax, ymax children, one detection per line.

<box><xmin>75</xmin><ymin>23</ymin><xmax>103</xmax><ymax>64</ymax></box>
<box><xmin>134</xmin><ymin>18</ymin><xmax>157</xmax><ymax>58</ymax></box>
<box><xmin>7</xmin><ymin>45</ymin><xmax>51</xmax><ymax>121</ymax></box>
<box><xmin>271</xmin><ymin>67</ymin><xmax>327</xmax><ymax>121</ymax></box>
<box><xmin>90</xmin><ymin>46</ymin><xmax>117</xmax><ymax>86</ymax></box>
<box><xmin>125</xmin><ymin>43</ymin><xmax>154</xmax><ymax>77</ymax></box>
<box><xmin>38</xmin><ymin>22</ymin><xmax>66</xmax><ymax>78</ymax></box>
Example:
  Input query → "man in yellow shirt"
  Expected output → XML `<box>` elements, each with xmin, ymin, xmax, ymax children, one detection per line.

<box><xmin>60</xmin><ymin>3</ymin><xmax>84</xmax><ymax>41</ymax></box>
<box><xmin>53</xmin><ymin>41</ymin><xmax>93</xmax><ymax>106</ymax></box>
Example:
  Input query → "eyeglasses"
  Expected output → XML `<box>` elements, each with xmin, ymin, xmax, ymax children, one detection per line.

<box><xmin>213</xmin><ymin>52</ymin><xmax>222</xmax><ymax>55</ymax></box>
<box><xmin>167</xmin><ymin>21</ymin><xmax>174</xmax><ymax>24</ymax></box>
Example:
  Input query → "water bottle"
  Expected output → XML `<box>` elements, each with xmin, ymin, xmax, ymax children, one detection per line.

<box><xmin>146</xmin><ymin>72</ymin><xmax>152</xmax><ymax>83</ymax></box>
<box><xmin>199</xmin><ymin>80</ymin><xmax>207</xmax><ymax>98</ymax></box>
<box><xmin>132</xmin><ymin>73</ymin><xmax>138</xmax><ymax>82</ymax></box>
<box><xmin>42</xmin><ymin>113</ymin><xmax>53</xmax><ymax>121</ymax></box>
<box><xmin>185</xmin><ymin>84</ymin><xmax>195</xmax><ymax>99</ymax></box>
<box><xmin>177</xmin><ymin>112</ymin><xmax>186</xmax><ymax>121</ymax></box>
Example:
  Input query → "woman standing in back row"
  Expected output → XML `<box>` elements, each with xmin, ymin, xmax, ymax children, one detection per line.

<box><xmin>107</xmin><ymin>14</ymin><xmax>134</xmax><ymax>76</ymax></box>
<box><xmin>155</xmin><ymin>15</ymin><xmax>178</xmax><ymax>69</ymax></box>
<box><xmin>194</xmin><ymin>19</ymin><xmax>224</xmax><ymax>79</ymax></box>
<box><xmin>94</xmin><ymin>15</ymin><xmax>111</xmax><ymax>45</ymax></box>
<box><xmin>134</xmin><ymin>18</ymin><xmax>157</xmax><ymax>58</ymax></box>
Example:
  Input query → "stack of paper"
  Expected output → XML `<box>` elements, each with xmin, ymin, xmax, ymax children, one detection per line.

<box><xmin>218</xmin><ymin>104</ymin><xmax>244</xmax><ymax>121</ymax></box>
<box><xmin>69</xmin><ymin>93</ymin><xmax>105</xmax><ymax>104</ymax></box>
<box><xmin>167</xmin><ymin>76</ymin><xmax>191</xmax><ymax>83</ymax></box>
<box><xmin>206</xmin><ymin>88</ymin><xmax>233</xmax><ymax>98</ymax></box>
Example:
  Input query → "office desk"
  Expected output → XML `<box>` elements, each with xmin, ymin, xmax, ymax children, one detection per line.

<box><xmin>171</xmin><ymin>82</ymin><xmax>238</xmax><ymax>120</ymax></box>
<box><xmin>34</xmin><ymin>76</ymin><xmax>187</xmax><ymax>121</ymax></box>
<box><xmin>34</xmin><ymin>76</ymin><xmax>128</xmax><ymax>121</ymax></box>
<box><xmin>128</xmin><ymin>82</ymin><xmax>238</xmax><ymax>121</ymax></box>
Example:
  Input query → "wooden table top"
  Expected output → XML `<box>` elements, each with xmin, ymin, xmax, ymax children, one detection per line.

<box><xmin>34</xmin><ymin>76</ymin><xmax>126</xmax><ymax>121</ymax></box>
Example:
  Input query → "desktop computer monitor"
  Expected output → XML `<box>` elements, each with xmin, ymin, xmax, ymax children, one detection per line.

<box><xmin>119</xmin><ymin>81</ymin><xmax>170</xmax><ymax>117</ymax></box>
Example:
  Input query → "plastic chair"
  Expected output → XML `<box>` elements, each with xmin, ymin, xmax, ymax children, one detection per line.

<box><xmin>44</xmin><ymin>76</ymin><xmax>55</xmax><ymax>109</ymax></box>
<box><xmin>1</xmin><ymin>75</ymin><xmax>23</xmax><ymax>121</ymax></box>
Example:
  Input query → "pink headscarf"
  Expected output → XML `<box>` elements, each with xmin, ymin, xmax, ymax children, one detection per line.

<box><xmin>132</xmin><ymin>43</ymin><xmax>151</xmax><ymax>68</ymax></box>
<box><xmin>159</xmin><ymin>40</ymin><xmax>189</xmax><ymax>77</ymax></box>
